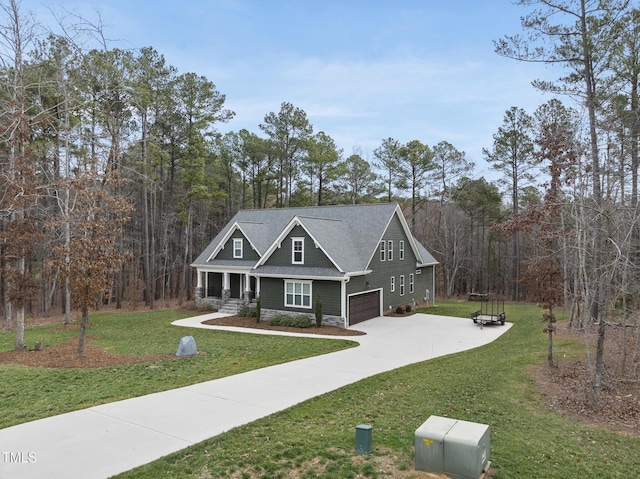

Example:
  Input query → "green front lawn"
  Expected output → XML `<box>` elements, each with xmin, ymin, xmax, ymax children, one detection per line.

<box><xmin>116</xmin><ymin>302</ymin><xmax>640</xmax><ymax>479</ymax></box>
<box><xmin>0</xmin><ymin>309</ymin><xmax>356</xmax><ymax>429</ymax></box>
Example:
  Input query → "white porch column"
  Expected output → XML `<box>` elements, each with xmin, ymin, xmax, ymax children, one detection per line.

<box><xmin>243</xmin><ymin>272</ymin><xmax>252</xmax><ymax>303</ymax></box>
<box><xmin>255</xmin><ymin>277</ymin><xmax>261</xmax><ymax>297</ymax></box>
<box><xmin>196</xmin><ymin>270</ymin><xmax>203</xmax><ymax>289</ymax></box>
<box><xmin>222</xmin><ymin>272</ymin><xmax>231</xmax><ymax>302</ymax></box>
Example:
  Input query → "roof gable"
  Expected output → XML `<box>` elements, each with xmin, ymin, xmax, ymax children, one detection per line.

<box><xmin>191</xmin><ymin>203</ymin><xmax>436</xmax><ymax>272</ymax></box>
<box><xmin>366</xmin><ymin>204</ymin><xmax>438</xmax><ymax>268</ymax></box>
<box><xmin>205</xmin><ymin>222</ymin><xmax>261</xmax><ymax>262</ymax></box>
<box><xmin>255</xmin><ymin>218</ymin><xmax>343</xmax><ymax>271</ymax></box>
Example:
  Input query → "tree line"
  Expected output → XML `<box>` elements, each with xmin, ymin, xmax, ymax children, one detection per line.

<box><xmin>1</xmin><ymin>0</ymin><xmax>639</xmax><ymax>404</ymax></box>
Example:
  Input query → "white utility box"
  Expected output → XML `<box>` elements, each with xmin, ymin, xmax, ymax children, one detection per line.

<box><xmin>415</xmin><ymin>415</ymin><xmax>490</xmax><ymax>479</ymax></box>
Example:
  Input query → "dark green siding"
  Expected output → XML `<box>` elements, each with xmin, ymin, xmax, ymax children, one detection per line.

<box><xmin>215</xmin><ymin>230</ymin><xmax>260</xmax><ymax>261</ymax></box>
<box><xmin>346</xmin><ymin>275</ymin><xmax>368</xmax><ymax>295</ymax></box>
<box><xmin>265</xmin><ymin>225</ymin><xmax>336</xmax><ymax>269</ymax></box>
<box><xmin>259</xmin><ymin>277</ymin><xmax>341</xmax><ymax>316</ymax></box>
<box><xmin>347</xmin><ymin>214</ymin><xmax>435</xmax><ymax>309</ymax></box>
<box><xmin>259</xmin><ymin>278</ymin><xmax>284</xmax><ymax>310</ymax></box>
<box><xmin>414</xmin><ymin>266</ymin><xmax>435</xmax><ymax>303</ymax></box>
<box><xmin>312</xmin><ymin>282</ymin><xmax>342</xmax><ymax>316</ymax></box>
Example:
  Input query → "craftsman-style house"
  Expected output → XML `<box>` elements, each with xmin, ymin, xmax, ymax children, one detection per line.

<box><xmin>192</xmin><ymin>203</ymin><xmax>437</xmax><ymax>327</ymax></box>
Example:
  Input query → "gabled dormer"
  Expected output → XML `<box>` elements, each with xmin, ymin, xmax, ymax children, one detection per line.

<box><xmin>255</xmin><ymin>219</ymin><xmax>340</xmax><ymax>272</ymax></box>
<box><xmin>208</xmin><ymin>223</ymin><xmax>260</xmax><ymax>262</ymax></box>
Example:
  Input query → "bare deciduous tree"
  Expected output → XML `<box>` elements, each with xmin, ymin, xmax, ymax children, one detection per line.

<box><xmin>47</xmin><ymin>163</ymin><xmax>132</xmax><ymax>358</ymax></box>
<box><xmin>0</xmin><ymin>0</ymin><xmax>42</xmax><ymax>349</ymax></box>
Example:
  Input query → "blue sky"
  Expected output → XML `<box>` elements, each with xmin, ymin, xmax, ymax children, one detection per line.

<box><xmin>25</xmin><ymin>0</ymin><xmax>560</xmax><ymax>178</ymax></box>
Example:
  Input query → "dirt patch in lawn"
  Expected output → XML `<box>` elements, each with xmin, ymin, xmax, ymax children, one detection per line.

<box><xmin>0</xmin><ymin>308</ymin><xmax>363</xmax><ymax>369</ymax></box>
<box><xmin>0</xmin><ymin>335</ymin><xmax>175</xmax><ymax>369</ymax></box>
<box><xmin>201</xmin><ymin>315</ymin><xmax>366</xmax><ymax>336</ymax></box>
<box><xmin>532</xmin><ymin>321</ymin><xmax>640</xmax><ymax>436</ymax></box>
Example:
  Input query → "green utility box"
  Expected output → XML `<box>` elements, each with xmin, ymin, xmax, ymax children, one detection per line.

<box><xmin>355</xmin><ymin>424</ymin><xmax>372</xmax><ymax>454</ymax></box>
<box><xmin>415</xmin><ymin>416</ymin><xmax>490</xmax><ymax>479</ymax></box>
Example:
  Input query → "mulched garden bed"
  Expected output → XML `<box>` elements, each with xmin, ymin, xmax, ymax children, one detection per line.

<box><xmin>201</xmin><ymin>315</ymin><xmax>366</xmax><ymax>336</ymax></box>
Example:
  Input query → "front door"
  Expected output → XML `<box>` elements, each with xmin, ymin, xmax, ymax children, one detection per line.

<box><xmin>230</xmin><ymin>273</ymin><xmax>241</xmax><ymax>298</ymax></box>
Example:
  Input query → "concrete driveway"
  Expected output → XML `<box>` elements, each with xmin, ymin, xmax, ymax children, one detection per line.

<box><xmin>0</xmin><ymin>313</ymin><xmax>511</xmax><ymax>479</ymax></box>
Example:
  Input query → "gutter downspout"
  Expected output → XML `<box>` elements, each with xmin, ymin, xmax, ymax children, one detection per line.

<box><xmin>342</xmin><ymin>276</ymin><xmax>350</xmax><ymax>328</ymax></box>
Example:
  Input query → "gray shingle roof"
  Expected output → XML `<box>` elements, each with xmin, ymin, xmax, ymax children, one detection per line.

<box><xmin>415</xmin><ymin>240</ymin><xmax>437</xmax><ymax>266</ymax></box>
<box><xmin>192</xmin><ymin>203</ymin><xmax>437</xmax><ymax>273</ymax></box>
<box><xmin>250</xmin><ymin>266</ymin><xmax>346</xmax><ymax>278</ymax></box>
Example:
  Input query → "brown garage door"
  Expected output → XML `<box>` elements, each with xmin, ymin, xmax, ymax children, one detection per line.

<box><xmin>349</xmin><ymin>290</ymin><xmax>380</xmax><ymax>326</ymax></box>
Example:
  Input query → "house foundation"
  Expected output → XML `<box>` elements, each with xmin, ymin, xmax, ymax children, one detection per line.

<box><xmin>259</xmin><ymin>309</ymin><xmax>344</xmax><ymax>328</ymax></box>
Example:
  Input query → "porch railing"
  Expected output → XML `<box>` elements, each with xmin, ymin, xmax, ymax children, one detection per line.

<box><xmin>199</xmin><ymin>286</ymin><xmax>222</xmax><ymax>299</ymax></box>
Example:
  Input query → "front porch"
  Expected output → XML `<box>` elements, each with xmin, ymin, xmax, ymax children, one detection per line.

<box><xmin>195</xmin><ymin>270</ymin><xmax>258</xmax><ymax>309</ymax></box>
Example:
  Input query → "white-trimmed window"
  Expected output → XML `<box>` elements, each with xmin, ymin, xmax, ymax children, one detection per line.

<box><xmin>380</xmin><ymin>240</ymin><xmax>386</xmax><ymax>261</ymax></box>
<box><xmin>399</xmin><ymin>240</ymin><xmax>405</xmax><ymax>260</ymax></box>
<box><xmin>233</xmin><ymin>238</ymin><xmax>243</xmax><ymax>258</ymax></box>
<box><xmin>285</xmin><ymin>280</ymin><xmax>312</xmax><ymax>308</ymax></box>
<box><xmin>410</xmin><ymin>273</ymin><xmax>414</xmax><ymax>294</ymax></box>
<box><xmin>292</xmin><ymin>237</ymin><xmax>304</xmax><ymax>264</ymax></box>
<box><xmin>390</xmin><ymin>276</ymin><xmax>395</xmax><ymax>292</ymax></box>
<box><xmin>400</xmin><ymin>275</ymin><xmax>405</xmax><ymax>295</ymax></box>
<box><xmin>387</xmin><ymin>240</ymin><xmax>393</xmax><ymax>261</ymax></box>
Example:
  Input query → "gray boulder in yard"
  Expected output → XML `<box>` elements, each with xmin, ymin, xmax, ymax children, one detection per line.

<box><xmin>176</xmin><ymin>336</ymin><xmax>198</xmax><ymax>356</ymax></box>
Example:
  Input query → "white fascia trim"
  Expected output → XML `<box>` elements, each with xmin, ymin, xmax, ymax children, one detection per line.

<box><xmin>252</xmin><ymin>272</ymin><xmax>346</xmax><ymax>281</ymax></box>
<box><xmin>254</xmin><ymin>217</ymin><xmax>302</xmax><ymax>267</ymax></box>
<box><xmin>417</xmin><ymin>262</ymin><xmax>438</xmax><ymax>268</ymax></box>
<box><xmin>301</xmin><ymin>225</ymin><xmax>344</xmax><ymax>272</ymax></box>
<box><xmin>364</xmin><ymin>206</ymin><xmax>401</xmax><ymax>269</ymax></box>
<box><xmin>206</xmin><ymin>222</ymin><xmax>240</xmax><ymax>261</ymax></box>
<box><xmin>206</xmin><ymin>222</ymin><xmax>260</xmax><ymax>262</ymax></box>
<box><xmin>346</xmin><ymin>270</ymin><xmax>372</xmax><ymax>277</ymax></box>
<box><xmin>365</xmin><ymin>225</ymin><xmax>390</xmax><ymax>269</ymax></box>
<box><xmin>254</xmin><ymin>216</ymin><xmax>344</xmax><ymax>273</ymax></box>
<box><xmin>196</xmin><ymin>265</ymin><xmax>255</xmax><ymax>274</ymax></box>
<box><xmin>347</xmin><ymin>287</ymin><xmax>384</xmax><ymax>298</ymax></box>
<box><xmin>392</xmin><ymin>204</ymin><xmax>427</xmax><ymax>264</ymax></box>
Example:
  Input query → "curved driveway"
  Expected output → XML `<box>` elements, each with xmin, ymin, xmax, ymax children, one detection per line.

<box><xmin>0</xmin><ymin>313</ymin><xmax>511</xmax><ymax>479</ymax></box>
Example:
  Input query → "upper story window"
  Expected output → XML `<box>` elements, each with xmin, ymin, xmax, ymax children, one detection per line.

<box><xmin>380</xmin><ymin>240</ymin><xmax>386</xmax><ymax>261</ymax></box>
<box><xmin>233</xmin><ymin>238</ymin><xmax>243</xmax><ymax>258</ymax></box>
<box><xmin>399</xmin><ymin>240</ymin><xmax>405</xmax><ymax>260</ymax></box>
<box><xmin>388</xmin><ymin>240</ymin><xmax>393</xmax><ymax>261</ymax></box>
<box><xmin>292</xmin><ymin>237</ymin><xmax>304</xmax><ymax>264</ymax></box>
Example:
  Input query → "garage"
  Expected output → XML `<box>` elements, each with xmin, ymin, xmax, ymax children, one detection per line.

<box><xmin>348</xmin><ymin>290</ymin><xmax>381</xmax><ymax>326</ymax></box>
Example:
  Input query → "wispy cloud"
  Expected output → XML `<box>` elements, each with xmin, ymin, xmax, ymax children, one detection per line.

<box><xmin>28</xmin><ymin>0</ymin><xmax>561</xmax><ymax>171</ymax></box>
<box><xmin>212</xmin><ymin>50</ymin><xmax>550</xmax><ymax>163</ymax></box>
